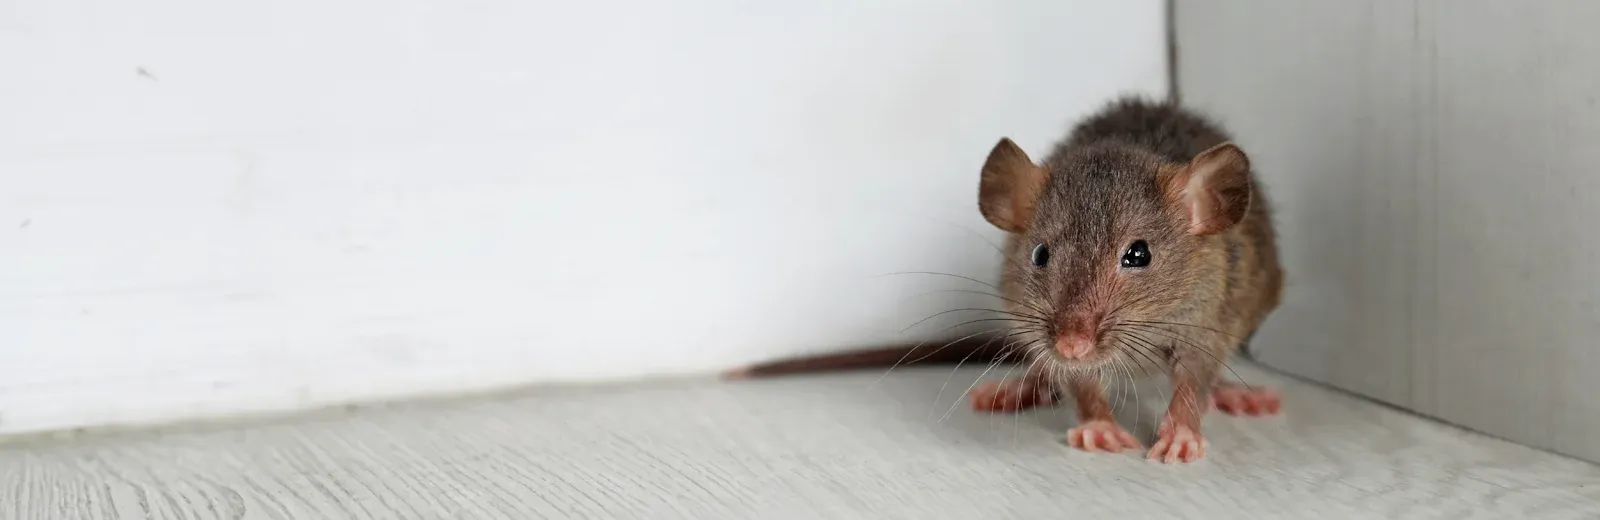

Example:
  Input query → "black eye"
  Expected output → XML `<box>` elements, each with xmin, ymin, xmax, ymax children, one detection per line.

<box><xmin>1120</xmin><ymin>240</ymin><xmax>1151</xmax><ymax>268</ymax></box>
<box><xmin>1031</xmin><ymin>244</ymin><xmax>1050</xmax><ymax>267</ymax></box>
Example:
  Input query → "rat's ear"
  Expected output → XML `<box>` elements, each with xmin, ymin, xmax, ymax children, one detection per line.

<box><xmin>1165</xmin><ymin>142</ymin><xmax>1253</xmax><ymax>235</ymax></box>
<box><xmin>978</xmin><ymin>138</ymin><xmax>1049</xmax><ymax>233</ymax></box>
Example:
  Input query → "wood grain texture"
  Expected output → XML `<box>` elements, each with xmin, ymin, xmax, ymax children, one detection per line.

<box><xmin>1176</xmin><ymin>0</ymin><xmax>1600</xmax><ymax>462</ymax></box>
<box><xmin>2</xmin><ymin>363</ymin><xmax>1597</xmax><ymax>519</ymax></box>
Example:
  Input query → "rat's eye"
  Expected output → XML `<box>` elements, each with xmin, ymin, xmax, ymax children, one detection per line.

<box><xmin>1030</xmin><ymin>244</ymin><xmax>1050</xmax><ymax>267</ymax></box>
<box><xmin>1120</xmin><ymin>240</ymin><xmax>1151</xmax><ymax>268</ymax></box>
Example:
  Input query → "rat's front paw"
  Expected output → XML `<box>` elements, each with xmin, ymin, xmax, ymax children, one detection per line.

<box><xmin>1147</xmin><ymin>421</ymin><xmax>1208</xmax><ymax>463</ymax></box>
<box><xmin>1066</xmin><ymin>419</ymin><xmax>1141</xmax><ymax>453</ymax></box>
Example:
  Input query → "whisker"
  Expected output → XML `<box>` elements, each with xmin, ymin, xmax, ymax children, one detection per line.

<box><xmin>979</xmin><ymin>308</ymin><xmax>1052</xmax><ymax>323</ymax></box>
<box><xmin>1118</xmin><ymin>332</ymin><xmax>1198</xmax><ymax>387</ymax></box>
<box><xmin>901</xmin><ymin>308</ymin><xmax>1045</xmax><ymax>334</ymax></box>
<box><xmin>1118</xmin><ymin>337</ymin><xmax>1167</xmax><ymax>377</ymax></box>
<box><xmin>939</xmin><ymin>357</ymin><xmax>1010</xmax><ymax>425</ymax></box>
<box><xmin>925</xmin><ymin>317</ymin><xmax>1045</xmax><ymax>337</ymax></box>
<box><xmin>1116</xmin><ymin>324</ymin><xmax>1254</xmax><ymax>391</ymax></box>
<box><xmin>939</xmin><ymin>340</ymin><xmax>1042</xmax><ymax>424</ymax></box>
<box><xmin>1113</xmin><ymin>341</ymin><xmax>1146</xmax><ymax>434</ymax></box>
<box><xmin>872</xmin><ymin>321</ymin><xmax>1026</xmax><ymax>389</ymax></box>
<box><xmin>1126</xmin><ymin>326</ymin><xmax>1235</xmax><ymax>374</ymax></box>
<box><xmin>872</xmin><ymin>271</ymin><xmax>1002</xmax><ymax>292</ymax></box>
<box><xmin>1105</xmin><ymin>356</ymin><xmax>1121</xmax><ymax>410</ymax></box>
<box><xmin>910</xmin><ymin>328</ymin><xmax>1033</xmax><ymax>366</ymax></box>
<box><xmin>1120</xmin><ymin>329</ymin><xmax>1171</xmax><ymax>366</ymax></box>
<box><xmin>1014</xmin><ymin>353</ymin><xmax>1049</xmax><ymax>447</ymax></box>
<box><xmin>1123</xmin><ymin>319</ymin><xmax>1246</xmax><ymax>341</ymax></box>
<box><xmin>1183</xmin><ymin>382</ymin><xmax>1203</xmax><ymax>424</ymax></box>
<box><xmin>1110</xmin><ymin>353</ymin><xmax>1132</xmax><ymax>420</ymax></box>
<box><xmin>997</xmin><ymin>352</ymin><xmax>1040</xmax><ymax>447</ymax></box>
<box><xmin>991</xmin><ymin>355</ymin><xmax>1024</xmax><ymax>444</ymax></box>
<box><xmin>1115</xmin><ymin>336</ymin><xmax>1169</xmax><ymax>387</ymax></box>
<box><xmin>1119</xmin><ymin>330</ymin><xmax>1234</xmax><ymax>419</ymax></box>
<box><xmin>1117</xmin><ymin>324</ymin><xmax>1211</xmax><ymax>355</ymax></box>
<box><xmin>908</xmin><ymin>289</ymin><xmax>1052</xmax><ymax>318</ymax></box>
<box><xmin>1104</xmin><ymin>291</ymin><xmax>1163</xmax><ymax>321</ymax></box>
<box><xmin>1126</xmin><ymin>339</ymin><xmax>1172</xmax><ymax>407</ymax></box>
<box><xmin>903</xmin><ymin>327</ymin><xmax>1007</xmax><ymax>366</ymax></box>
<box><xmin>872</xmin><ymin>319</ymin><xmax>1044</xmax><ymax>390</ymax></box>
<box><xmin>929</xmin><ymin>330</ymin><xmax>1031</xmax><ymax>418</ymax></box>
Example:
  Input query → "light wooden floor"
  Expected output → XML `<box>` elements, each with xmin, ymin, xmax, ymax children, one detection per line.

<box><xmin>3</xmin><ymin>362</ymin><xmax>1598</xmax><ymax>519</ymax></box>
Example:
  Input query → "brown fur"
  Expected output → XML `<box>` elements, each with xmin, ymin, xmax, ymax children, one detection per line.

<box><xmin>999</xmin><ymin>98</ymin><xmax>1281</xmax><ymax>374</ymax></box>
<box><xmin>726</xmin><ymin>96</ymin><xmax>1284</xmax><ymax>463</ymax></box>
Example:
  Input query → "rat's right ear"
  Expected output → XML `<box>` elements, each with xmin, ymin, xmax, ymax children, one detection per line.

<box><xmin>978</xmin><ymin>138</ymin><xmax>1048</xmax><ymax>233</ymax></box>
<box><xmin>1164</xmin><ymin>141</ymin><xmax>1253</xmax><ymax>235</ymax></box>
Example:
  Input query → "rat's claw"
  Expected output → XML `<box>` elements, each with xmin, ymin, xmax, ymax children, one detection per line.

<box><xmin>1147</xmin><ymin>423</ymin><xmax>1208</xmax><ymax>463</ymax></box>
<box><xmin>1067</xmin><ymin>419</ymin><xmax>1141</xmax><ymax>453</ymax></box>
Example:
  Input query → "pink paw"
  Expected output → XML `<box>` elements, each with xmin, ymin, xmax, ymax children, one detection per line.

<box><xmin>1147</xmin><ymin>422</ymin><xmax>1207</xmax><ymax>463</ymax></box>
<box><xmin>970</xmin><ymin>381</ymin><xmax>1052</xmax><ymax>413</ymax></box>
<box><xmin>1067</xmin><ymin>419</ymin><xmax>1142</xmax><ymax>453</ymax></box>
<box><xmin>1211</xmin><ymin>384</ymin><xmax>1282</xmax><ymax>416</ymax></box>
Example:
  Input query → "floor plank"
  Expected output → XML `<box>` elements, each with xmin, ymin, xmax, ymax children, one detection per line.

<box><xmin>2</xmin><ymin>363</ymin><xmax>1598</xmax><ymax>519</ymax></box>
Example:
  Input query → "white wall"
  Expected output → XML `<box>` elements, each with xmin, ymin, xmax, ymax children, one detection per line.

<box><xmin>1177</xmin><ymin>0</ymin><xmax>1600</xmax><ymax>463</ymax></box>
<box><xmin>0</xmin><ymin>0</ymin><xmax>1164</xmax><ymax>435</ymax></box>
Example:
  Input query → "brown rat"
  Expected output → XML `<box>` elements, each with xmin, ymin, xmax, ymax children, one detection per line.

<box><xmin>726</xmin><ymin>96</ymin><xmax>1284</xmax><ymax>463</ymax></box>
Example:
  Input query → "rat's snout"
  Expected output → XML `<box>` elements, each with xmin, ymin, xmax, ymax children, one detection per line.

<box><xmin>1055</xmin><ymin>334</ymin><xmax>1096</xmax><ymax>360</ymax></box>
<box><xmin>1053</xmin><ymin>312</ymin><xmax>1104</xmax><ymax>360</ymax></box>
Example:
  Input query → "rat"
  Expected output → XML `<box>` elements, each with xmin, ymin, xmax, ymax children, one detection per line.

<box><xmin>724</xmin><ymin>96</ymin><xmax>1285</xmax><ymax>463</ymax></box>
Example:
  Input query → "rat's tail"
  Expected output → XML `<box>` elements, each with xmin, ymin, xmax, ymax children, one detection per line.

<box><xmin>721</xmin><ymin>336</ymin><xmax>1025</xmax><ymax>380</ymax></box>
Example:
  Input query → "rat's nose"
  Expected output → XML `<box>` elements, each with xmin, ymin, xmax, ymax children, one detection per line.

<box><xmin>1055</xmin><ymin>334</ymin><xmax>1097</xmax><ymax>359</ymax></box>
<box><xmin>1054</xmin><ymin>312</ymin><xmax>1104</xmax><ymax>360</ymax></box>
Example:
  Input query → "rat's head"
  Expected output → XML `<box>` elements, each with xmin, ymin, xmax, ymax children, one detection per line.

<box><xmin>977</xmin><ymin>138</ymin><xmax>1252</xmax><ymax>368</ymax></box>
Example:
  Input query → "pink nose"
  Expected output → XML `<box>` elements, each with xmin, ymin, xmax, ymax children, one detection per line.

<box><xmin>1055</xmin><ymin>334</ymin><xmax>1096</xmax><ymax>359</ymax></box>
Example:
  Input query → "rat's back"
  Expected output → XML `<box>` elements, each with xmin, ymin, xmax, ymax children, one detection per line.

<box><xmin>1054</xmin><ymin>96</ymin><xmax>1232</xmax><ymax>165</ymax></box>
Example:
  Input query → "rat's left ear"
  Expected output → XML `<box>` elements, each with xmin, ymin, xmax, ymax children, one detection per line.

<box><xmin>1164</xmin><ymin>142</ymin><xmax>1253</xmax><ymax>235</ymax></box>
<box><xmin>977</xmin><ymin>138</ymin><xmax>1048</xmax><ymax>233</ymax></box>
